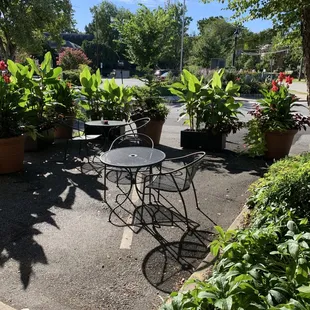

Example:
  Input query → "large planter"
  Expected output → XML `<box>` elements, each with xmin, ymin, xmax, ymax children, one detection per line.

<box><xmin>181</xmin><ymin>129</ymin><xmax>226</xmax><ymax>151</ymax></box>
<box><xmin>0</xmin><ymin>135</ymin><xmax>25</xmax><ymax>174</ymax></box>
<box><xmin>264</xmin><ymin>129</ymin><xmax>297</xmax><ymax>160</ymax></box>
<box><xmin>54</xmin><ymin>121</ymin><xmax>73</xmax><ymax>139</ymax></box>
<box><xmin>137</xmin><ymin>120</ymin><xmax>164</xmax><ymax>145</ymax></box>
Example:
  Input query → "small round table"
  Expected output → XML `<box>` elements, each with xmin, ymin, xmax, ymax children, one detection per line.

<box><xmin>100</xmin><ymin>147</ymin><xmax>166</xmax><ymax>225</ymax></box>
<box><xmin>85</xmin><ymin>120</ymin><xmax>127</xmax><ymax>137</ymax></box>
<box><xmin>100</xmin><ymin>146</ymin><xmax>166</xmax><ymax>169</ymax></box>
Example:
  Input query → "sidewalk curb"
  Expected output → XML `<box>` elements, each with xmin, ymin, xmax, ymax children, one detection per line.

<box><xmin>0</xmin><ymin>301</ymin><xmax>17</xmax><ymax>310</ymax></box>
<box><xmin>181</xmin><ymin>204</ymin><xmax>250</xmax><ymax>292</ymax></box>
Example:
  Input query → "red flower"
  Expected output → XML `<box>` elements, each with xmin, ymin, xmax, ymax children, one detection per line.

<box><xmin>272</xmin><ymin>80</ymin><xmax>277</xmax><ymax>86</ymax></box>
<box><xmin>278</xmin><ymin>72</ymin><xmax>286</xmax><ymax>82</ymax></box>
<box><xmin>0</xmin><ymin>60</ymin><xmax>7</xmax><ymax>71</ymax></box>
<box><xmin>285</xmin><ymin>75</ymin><xmax>293</xmax><ymax>84</ymax></box>
<box><xmin>271</xmin><ymin>85</ymin><xmax>279</xmax><ymax>92</ymax></box>
<box><xmin>3</xmin><ymin>74</ymin><xmax>10</xmax><ymax>83</ymax></box>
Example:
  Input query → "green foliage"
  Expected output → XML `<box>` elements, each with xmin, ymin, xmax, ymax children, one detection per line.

<box><xmin>63</xmin><ymin>70</ymin><xmax>81</xmax><ymax>86</ymax></box>
<box><xmin>113</xmin><ymin>4</ymin><xmax>190</xmax><ymax>71</ymax></box>
<box><xmin>0</xmin><ymin>71</ymin><xmax>26</xmax><ymax>138</ymax></box>
<box><xmin>79</xmin><ymin>66</ymin><xmax>131</xmax><ymax>120</ymax></box>
<box><xmin>131</xmin><ymin>76</ymin><xmax>169</xmax><ymax>121</ymax></box>
<box><xmin>244</xmin><ymin>119</ymin><xmax>267</xmax><ymax>157</ymax></box>
<box><xmin>162</xmin><ymin>153</ymin><xmax>310</xmax><ymax>309</ymax></box>
<box><xmin>190</xmin><ymin>17</ymin><xmax>236</xmax><ymax>68</ymax></box>
<box><xmin>170</xmin><ymin>69</ymin><xmax>243</xmax><ymax>134</ymax></box>
<box><xmin>0</xmin><ymin>0</ymin><xmax>74</xmax><ymax>60</ymax></box>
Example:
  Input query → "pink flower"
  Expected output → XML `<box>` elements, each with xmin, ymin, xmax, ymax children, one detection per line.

<box><xmin>0</xmin><ymin>60</ymin><xmax>7</xmax><ymax>71</ymax></box>
<box><xmin>271</xmin><ymin>85</ymin><xmax>279</xmax><ymax>92</ymax></box>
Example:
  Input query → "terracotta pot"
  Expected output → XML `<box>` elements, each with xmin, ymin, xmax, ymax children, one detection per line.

<box><xmin>265</xmin><ymin>129</ymin><xmax>298</xmax><ymax>160</ymax></box>
<box><xmin>54</xmin><ymin>124</ymin><xmax>73</xmax><ymax>139</ymax></box>
<box><xmin>137</xmin><ymin>120</ymin><xmax>164</xmax><ymax>145</ymax></box>
<box><xmin>0</xmin><ymin>135</ymin><xmax>25</xmax><ymax>174</ymax></box>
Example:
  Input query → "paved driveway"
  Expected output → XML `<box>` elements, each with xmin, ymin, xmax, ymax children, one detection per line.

<box><xmin>0</xmin><ymin>99</ymin><xmax>309</xmax><ymax>310</ymax></box>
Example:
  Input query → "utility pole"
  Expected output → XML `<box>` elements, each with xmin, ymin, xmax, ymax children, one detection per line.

<box><xmin>95</xmin><ymin>8</ymin><xmax>99</xmax><ymax>71</ymax></box>
<box><xmin>232</xmin><ymin>27</ymin><xmax>240</xmax><ymax>68</ymax></box>
<box><xmin>179</xmin><ymin>0</ymin><xmax>185</xmax><ymax>72</ymax></box>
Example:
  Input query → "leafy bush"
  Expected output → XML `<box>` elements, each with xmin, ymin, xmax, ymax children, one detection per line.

<box><xmin>57</xmin><ymin>48</ymin><xmax>91</xmax><ymax>70</ymax></box>
<box><xmin>162</xmin><ymin>153</ymin><xmax>310</xmax><ymax>310</ymax></box>
<box><xmin>63</xmin><ymin>69</ymin><xmax>81</xmax><ymax>86</ymax></box>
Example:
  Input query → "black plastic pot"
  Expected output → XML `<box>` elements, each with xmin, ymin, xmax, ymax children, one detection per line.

<box><xmin>180</xmin><ymin>130</ymin><xmax>226</xmax><ymax>151</ymax></box>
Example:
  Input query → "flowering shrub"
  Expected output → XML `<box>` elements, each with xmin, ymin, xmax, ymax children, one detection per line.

<box><xmin>57</xmin><ymin>48</ymin><xmax>91</xmax><ymax>70</ymax></box>
<box><xmin>244</xmin><ymin>72</ymin><xmax>310</xmax><ymax>156</ymax></box>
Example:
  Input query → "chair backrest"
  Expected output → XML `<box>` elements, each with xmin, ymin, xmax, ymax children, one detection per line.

<box><xmin>170</xmin><ymin>152</ymin><xmax>206</xmax><ymax>190</ymax></box>
<box><xmin>58</xmin><ymin>116</ymin><xmax>85</xmax><ymax>136</ymax></box>
<box><xmin>126</xmin><ymin>117</ymin><xmax>150</xmax><ymax>134</ymax></box>
<box><xmin>109</xmin><ymin>133</ymin><xmax>154</xmax><ymax>150</ymax></box>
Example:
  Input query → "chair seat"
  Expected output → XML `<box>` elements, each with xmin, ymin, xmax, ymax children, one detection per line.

<box><xmin>72</xmin><ymin>134</ymin><xmax>102</xmax><ymax>141</ymax></box>
<box><xmin>146</xmin><ymin>174</ymin><xmax>189</xmax><ymax>192</ymax></box>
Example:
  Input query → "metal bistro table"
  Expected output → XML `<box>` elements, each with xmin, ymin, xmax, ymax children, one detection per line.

<box><xmin>100</xmin><ymin>147</ymin><xmax>166</xmax><ymax>225</ymax></box>
<box><xmin>85</xmin><ymin>120</ymin><xmax>127</xmax><ymax>141</ymax></box>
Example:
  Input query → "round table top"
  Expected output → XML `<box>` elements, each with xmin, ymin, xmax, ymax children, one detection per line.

<box><xmin>100</xmin><ymin>147</ymin><xmax>166</xmax><ymax>169</ymax></box>
<box><xmin>85</xmin><ymin>120</ymin><xmax>127</xmax><ymax>127</ymax></box>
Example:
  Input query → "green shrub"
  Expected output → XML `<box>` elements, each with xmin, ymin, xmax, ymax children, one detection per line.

<box><xmin>161</xmin><ymin>153</ymin><xmax>310</xmax><ymax>310</ymax></box>
<box><xmin>63</xmin><ymin>70</ymin><xmax>81</xmax><ymax>86</ymax></box>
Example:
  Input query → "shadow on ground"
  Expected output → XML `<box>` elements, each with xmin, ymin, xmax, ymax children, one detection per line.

<box><xmin>0</xmin><ymin>143</ymin><xmax>104</xmax><ymax>289</ymax></box>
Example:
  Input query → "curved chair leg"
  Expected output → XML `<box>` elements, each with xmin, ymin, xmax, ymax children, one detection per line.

<box><xmin>178</xmin><ymin>191</ymin><xmax>190</xmax><ymax>230</ymax></box>
<box><xmin>192</xmin><ymin>181</ymin><xmax>200</xmax><ymax>210</ymax></box>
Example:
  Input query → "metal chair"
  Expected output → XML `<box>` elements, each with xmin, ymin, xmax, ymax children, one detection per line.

<box><xmin>108</xmin><ymin>117</ymin><xmax>150</xmax><ymax>142</ymax></box>
<box><xmin>126</xmin><ymin>117</ymin><xmax>150</xmax><ymax>134</ymax></box>
<box><xmin>109</xmin><ymin>132</ymin><xmax>154</xmax><ymax>150</ymax></box>
<box><xmin>106</xmin><ymin>133</ymin><xmax>154</xmax><ymax>185</ymax></box>
<box><xmin>141</xmin><ymin>152</ymin><xmax>206</xmax><ymax>229</ymax></box>
<box><xmin>59</xmin><ymin>116</ymin><xmax>102</xmax><ymax>162</ymax></box>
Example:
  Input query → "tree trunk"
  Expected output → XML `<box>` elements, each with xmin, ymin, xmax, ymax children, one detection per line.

<box><xmin>301</xmin><ymin>6</ymin><xmax>310</xmax><ymax>105</ymax></box>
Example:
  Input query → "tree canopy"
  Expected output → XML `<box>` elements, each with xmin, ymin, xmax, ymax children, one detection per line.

<box><xmin>0</xmin><ymin>0</ymin><xmax>74</xmax><ymax>60</ymax></box>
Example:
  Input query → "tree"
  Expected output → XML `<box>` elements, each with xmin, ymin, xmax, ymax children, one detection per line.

<box><xmin>203</xmin><ymin>0</ymin><xmax>310</xmax><ymax>104</ymax></box>
<box><xmin>114</xmin><ymin>4</ymin><xmax>184</xmax><ymax>71</ymax></box>
<box><xmin>190</xmin><ymin>17</ymin><xmax>236</xmax><ymax>67</ymax></box>
<box><xmin>85</xmin><ymin>1</ymin><xmax>132</xmax><ymax>68</ymax></box>
<box><xmin>0</xmin><ymin>0</ymin><xmax>74</xmax><ymax>60</ymax></box>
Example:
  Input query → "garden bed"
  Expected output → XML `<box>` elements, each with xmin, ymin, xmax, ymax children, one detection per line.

<box><xmin>161</xmin><ymin>153</ymin><xmax>310</xmax><ymax>309</ymax></box>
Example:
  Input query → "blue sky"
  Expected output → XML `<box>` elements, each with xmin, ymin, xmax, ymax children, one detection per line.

<box><xmin>72</xmin><ymin>0</ymin><xmax>273</xmax><ymax>34</ymax></box>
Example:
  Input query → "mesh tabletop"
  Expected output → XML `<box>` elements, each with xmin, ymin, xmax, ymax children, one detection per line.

<box><xmin>85</xmin><ymin>120</ymin><xmax>127</xmax><ymax>127</ymax></box>
<box><xmin>100</xmin><ymin>147</ymin><xmax>166</xmax><ymax>168</ymax></box>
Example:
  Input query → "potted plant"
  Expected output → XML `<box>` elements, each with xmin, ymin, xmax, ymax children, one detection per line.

<box><xmin>170</xmin><ymin>69</ymin><xmax>243</xmax><ymax>151</ymax></box>
<box><xmin>244</xmin><ymin>72</ymin><xmax>310</xmax><ymax>159</ymax></box>
<box><xmin>131</xmin><ymin>76</ymin><xmax>169</xmax><ymax>145</ymax></box>
<box><xmin>0</xmin><ymin>60</ymin><xmax>28</xmax><ymax>174</ymax></box>
<box><xmin>10</xmin><ymin>52</ymin><xmax>63</xmax><ymax>150</ymax></box>
<box><xmin>51</xmin><ymin>80</ymin><xmax>77</xmax><ymax>139</ymax></box>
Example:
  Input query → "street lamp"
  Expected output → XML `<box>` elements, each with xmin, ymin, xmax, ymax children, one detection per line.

<box><xmin>118</xmin><ymin>60</ymin><xmax>124</xmax><ymax>84</ymax></box>
<box><xmin>232</xmin><ymin>26</ymin><xmax>240</xmax><ymax>68</ymax></box>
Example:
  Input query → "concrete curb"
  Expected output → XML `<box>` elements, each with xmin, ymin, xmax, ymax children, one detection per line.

<box><xmin>181</xmin><ymin>204</ymin><xmax>250</xmax><ymax>293</ymax></box>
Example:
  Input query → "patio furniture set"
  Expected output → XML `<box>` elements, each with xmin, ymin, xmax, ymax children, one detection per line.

<box><xmin>60</xmin><ymin>116</ymin><xmax>206</xmax><ymax>232</ymax></box>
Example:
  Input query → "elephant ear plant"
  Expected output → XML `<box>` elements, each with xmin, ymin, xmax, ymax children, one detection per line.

<box><xmin>169</xmin><ymin>69</ymin><xmax>243</xmax><ymax>151</ymax></box>
<box><xmin>79</xmin><ymin>67</ymin><xmax>132</xmax><ymax>120</ymax></box>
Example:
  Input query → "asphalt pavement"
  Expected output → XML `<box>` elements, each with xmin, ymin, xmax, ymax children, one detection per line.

<box><xmin>0</xmin><ymin>97</ymin><xmax>310</xmax><ymax>310</ymax></box>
